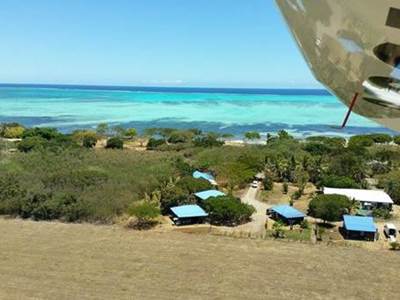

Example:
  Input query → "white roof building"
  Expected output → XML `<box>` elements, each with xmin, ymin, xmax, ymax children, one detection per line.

<box><xmin>323</xmin><ymin>187</ymin><xmax>394</xmax><ymax>205</ymax></box>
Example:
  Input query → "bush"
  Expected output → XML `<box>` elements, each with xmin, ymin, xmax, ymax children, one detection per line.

<box><xmin>125</xmin><ymin>128</ymin><xmax>137</xmax><ymax>139</ymax></box>
<box><xmin>106</xmin><ymin>137</ymin><xmax>123</xmax><ymax>149</ymax></box>
<box><xmin>202</xmin><ymin>196</ymin><xmax>255</xmax><ymax>226</ymax></box>
<box><xmin>193</xmin><ymin>133</ymin><xmax>224</xmax><ymax>148</ymax></box>
<box><xmin>385</xmin><ymin>180</ymin><xmax>400</xmax><ymax>205</ymax></box>
<box><xmin>272</xmin><ymin>220</ymin><xmax>285</xmax><ymax>238</ymax></box>
<box><xmin>300</xmin><ymin>219</ymin><xmax>309</xmax><ymax>229</ymax></box>
<box><xmin>167</xmin><ymin>130</ymin><xmax>193</xmax><ymax>144</ymax></box>
<box><xmin>282</xmin><ymin>182</ymin><xmax>289</xmax><ymax>194</ymax></box>
<box><xmin>394</xmin><ymin>136</ymin><xmax>400</xmax><ymax>145</ymax></box>
<box><xmin>389</xmin><ymin>241</ymin><xmax>400</xmax><ymax>251</ymax></box>
<box><xmin>348</xmin><ymin>135</ymin><xmax>374</xmax><ymax>148</ymax></box>
<box><xmin>127</xmin><ymin>202</ymin><xmax>160</xmax><ymax>230</ymax></box>
<box><xmin>1</xmin><ymin>125</ymin><xmax>25</xmax><ymax>138</ymax></box>
<box><xmin>308</xmin><ymin>194</ymin><xmax>352</xmax><ymax>223</ymax></box>
<box><xmin>320</xmin><ymin>175</ymin><xmax>360</xmax><ymax>189</ymax></box>
<box><xmin>146</xmin><ymin>138</ymin><xmax>166</xmax><ymax>150</ymax></box>
<box><xmin>22</xmin><ymin>127</ymin><xmax>61</xmax><ymax>140</ymax></box>
<box><xmin>17</xmin><ymin>136</ymin><xmax>47</xmax><ymax>152</ymax></box>
<box><xmin>83</xmin><ymin>135</ymin><xmax>98</xmax><ymax>148</ymax></box>
<box><xmin>176</xmin><ymin>176</ymin><xmax>213</xmax><ymax>194</ymax></box>
<box><xmin>244</xmin><ymin>131</ymin><xmax>261</xmax><ymax>140</ymax></box>
<box><xmin>372</xmin><ymin>208</ymin><xmax>391</xmax><ymax>220</ymax></box>
<box><xmin>367</xmin><ymin>134</ymin><xmax>392</xmax><ymax>144</ymax></box>
<box><xmin>263</xmin><ymin>176</ymin><xmax>273</xmax><ymax>191</ymax></box>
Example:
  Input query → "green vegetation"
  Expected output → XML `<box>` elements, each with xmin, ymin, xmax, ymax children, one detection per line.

<box><xmin>202</xmin><ymin>196</ymin><xmax>255</xmax><ymax>226</ymax></box>
<box><xmin>0</xmin><ymin>123</ymin><xmax>25</xmax><ymax>138</ymax></box>
<box><xmin>244</xmin><ymin>131</ymin><xmax>261</xmax><ymax>141</ymax></box>
<box><xmin>127</xmin><ymin>201</ymin><xmax>160</xmax><ymax>229</ymax></box>
<box><xmin>106</xmin><ymin>137</ymin><xmax>124</xmax><ymax>149</ymax></box>
<box><xmin>2</xmin><ymin>123</ymin><xmax>400</xmax><ymax>227</ymax></box>
<box><xmin>308</xmin><ymin>194</ymin><xmax>352</xmax><ymax>223</ymax></box>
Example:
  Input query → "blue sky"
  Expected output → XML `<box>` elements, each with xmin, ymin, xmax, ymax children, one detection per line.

<box><xmin>0</xmin><ymin>0</ymin><xmax>320</xmax><ymax>88</ymax></box>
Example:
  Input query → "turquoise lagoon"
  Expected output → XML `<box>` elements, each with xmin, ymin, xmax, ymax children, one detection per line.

<box><xmin>0</xmin><ymin>84</ymin><xmax>394</xmax><ymax>137</ymax></box>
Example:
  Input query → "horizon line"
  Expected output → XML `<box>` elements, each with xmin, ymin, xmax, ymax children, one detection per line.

<box><xmin>0</xmin><ymin>82</ymin><xmax>327</xmax><ymax>91</ymax></box>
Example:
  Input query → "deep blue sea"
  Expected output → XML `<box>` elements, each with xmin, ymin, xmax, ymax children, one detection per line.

<box><xmin>0</xmin><ymin>84</ymin><xmax>395</xmax><ymax>137</ymax></box>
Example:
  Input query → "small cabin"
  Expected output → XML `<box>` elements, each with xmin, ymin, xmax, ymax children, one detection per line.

<box><xmin>193</xmin><ymin>171</ymin><xmax>218</xmax><ymax>186</ymax></box>
<box><xmin>342</xmin><ymin>215</ymin><xmax>377</xmax><ymax>241</ymax></box>
<box><xmin>170</xmin><ymin>204</ymin><xmax>208</xmax><ymax>226</ymax></box>
<box><xmin>268</xmin><ymin>205</ymin><xmax>305</xmax><ymax>225</ymax></box>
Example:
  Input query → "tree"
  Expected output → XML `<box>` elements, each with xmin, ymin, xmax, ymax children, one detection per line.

<box><xmin>82</xmin><ymin>135</ymin><xmax>98</xmax><ymax>148</ymax></box>
<box><xmin>22</xmin><ymin>127</ymin><xmax>61</xmax><ymax>140</ymax></box>
<box><xmin>319</xmin><ymin>175</ymin><xmax>360</xmax><ymax>189</ymax></box>
<box><xmin>294</xmin><ymin>167</ymin><xmax>309</xmax><ymax>195</ymax></box>
<box><xmin>263</xmin><ymin>176</ymin><xmax>274</xmax><ymax>191</ymax></box>
<box><xmin>193</xmin><ymin>133</ymin><xmax>224</xmax><ymax>148</ymax></box>
<box><xmin>125</xmin><ymin>128</ymin><xmax>137</xmax><ymax>139</ymax></box>
<box><xmin>111</xmin><ymin>125</ymin><xmax>126</xmax><ymax>137</ymax></box>
<box><xmin>244</xmin><ymin>131</ymin><xmax>261</xmax><ymax>141</ymax></box>
<box><xmin>96</xmin><ymin>123</ymin><xmax>109</xmax><ymax>137</ymax></box>
<box><xmin>278</xmin><ymin>130</ymin><xmax>293</xmax><ymax>140</ymax></box>
<box><xmin>272</xmin><ymin>220</ymin><xmax>285</xmax><ymax>238</ymax></box>
<box><xmin>127</xmin><ymin>202</ymin><xmax>160</xmax><ymax>230</ymax></box>
<box><xmin>176</xmin><ymin>176</ymin><xmax>213</xmax><ymax>194</ymax></box>
<box><xmin>146</xmin><ymin>138</ymin><xmax>166</xmax><ymax>150</ymax></box>
<box><xmin>202</xmin><ymin>196</ymin><xmax>255</xmax><ymax>226</ymax></box>
<box><xmin>367</xmin><ymin>134</ymin><xmax>392</xmax><ymax>144</ymax></box>
<box><xmin>394</xmin><ymin>136</ymin><xmax>400</xmax><ymax>145</ymax></box>
<box><xmin>17</xmin><ymin>136</ymin><xmax>47</xmax><ymax>152</ymax></box>
<box><xmin>308</xmin><ymin>194</ymin><xmax>352</xmax><ymax>223</ymax></box>
<box><xmin>386</xmin><ymin>180</ymin><xmax>400</xmax><ymax>205</ymax></box>
<box><xmin>1</xmin><ymin>125</ymin><xmax>25</xmax><ymax>138</ymax></box>
<box><xmin>105</xmin><ymin>137</ymin><xmax>123</xmax><ymax>149</ymax></box>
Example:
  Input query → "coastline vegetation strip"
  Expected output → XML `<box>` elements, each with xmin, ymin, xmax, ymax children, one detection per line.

<box><xmin>1</xmin><ymin>122</ymin><xmax>400</xmax><ymax>227</ymax></box>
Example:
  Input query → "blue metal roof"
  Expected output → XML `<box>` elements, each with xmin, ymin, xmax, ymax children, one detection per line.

<box><xmin>193</xmin><ymin>171</ymin><xmax>215</xmax><ymax>181</ymax></box>
<box><xmin>194</xmin><ymin>190</ymin><xmax>226</xmax><ymax>201</ymax></box>
<box><xmin>343</xmin><ymin>215</ymin><xmax>376</xmax><ymax>233</ymax></box>
<box><xmin>170</xmin><ymin>205</ymin><xmax>208</xmax><ymax>218</ymax></box>
<box><xmin>271</xmin><ymin>205</ymin><xmax>306</xmax><ymax>219</ymax></box>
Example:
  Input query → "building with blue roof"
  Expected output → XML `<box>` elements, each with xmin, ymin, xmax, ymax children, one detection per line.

<box><xmin>268</xmin><ymin>204</ymin><xmax>306</xmax><ymax>225</ymax></box>
<box><xmin>193</xmin><ymin>171</ymin><xmax>218</xmax><ymax>186</ymax></box>
<box><xmin>170</xmin><ymin>204</ymin><xmax>208</xmax><ymax>226</ymax></box>
<box><xmin>342</xmin><ymin>215</ymin><xmax>377</xmax><ymax>241</ymax></box>
<box><xmin>195</xmin><ymin>190</ymin><xmax>226</xmax><ymax>201</ymax></box>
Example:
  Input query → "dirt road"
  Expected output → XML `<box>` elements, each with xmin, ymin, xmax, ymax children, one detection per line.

<box><xmin>237</xmin><ymin>185</ymin><xmax>270</xmax><ymax>235</ymax></box>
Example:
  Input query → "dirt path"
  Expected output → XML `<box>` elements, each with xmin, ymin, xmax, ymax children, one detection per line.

<box><xmin>236</xmin><ymin>185</ymin><xmax>270</xmax><ymax>235</ymax></box>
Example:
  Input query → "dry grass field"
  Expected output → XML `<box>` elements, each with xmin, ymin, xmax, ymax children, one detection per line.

<box><xmin>0</xmin><ymin>218</ymin><xmax>399</xmax><ymax>300</ymax></box>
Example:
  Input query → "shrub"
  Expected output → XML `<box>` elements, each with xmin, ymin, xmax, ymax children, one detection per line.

<box><xmin>394</xmin><ymin>136</ymin><xmax>400</xmax><ymax>145</ymax></box>
<box><xmin>125</xmin><ymin>128</ymin><xmax>137</xmax><ymax>139</ymax></box>
<box><xmin>389</xmin><ymin>241</ymin><xmax>400</xmax><ymax>251</ymax></box>
<box><xmin>300</xmin><ymin>219</ymin><xmax>310</xmax><ymax>229</ymax></box>
<box><xmin>244</xmin><ymin>131</ymin><xmax>261</xmax><ymax>140</ymax></box>
<box><xmin>282</xmin><ymin>182</ymin><xmax>289</xmax><ymax>194</ymax></box>
<box><xmin>272</xmin><ymin>220</ymin><xmax>285</xmax><ymax>238</ymax></box>
<box><xmin>106</xmin><ymin>137</ymin><xmax>123</xmax><ymax>149</ymax></box>
<box><xmin>202</xmin><ymin>196</ymin><xmax>255</xmax><ymax>226</ymax></box>
<box><xmin>308</xmin><ymin>194</ymin><xmax>352</xmax><ymax>223</ymax></box>
<box><xmin>22</xmin><ymin>127</ymin><xmax>61</xmax><ymax>140</ymax></box>
<box><xmin>193</xmin><ymin>133</ymin><xmax>224</xmax><ymax>148</ymax></box>
<box><xmin>372</xmin><ymin>208</ymin><xmax>391</xmax><ymax>220</ymax></box>
<box><xmin>320</xmin><ymin>175</ymin><xmax>360</xmax><ymax>189</ymax></box>
<box><xmin>1</xmin><ymin>125</ymin><xmax>25</xmax><ymax>138</ymax></box>
<box><xmin>385</xmin><ymin>180</ymin><xmax>400</xmax><ymax>205</ymax></box>
<box><xmin>167</xmin><ymin>130</ymin><xmax>193</xmax><ymax>144</ymax></box>
<box><xmin>127</xmin><ymin>202</ymin><xmax>160</xmax><ymax>230</ymax></box>
<box><xmin>146</xmin><ymin>138</ymin><xmax>166</xmax><ymax>150</ymax></box>
<box><xmin>348</xmin><ymin>135</ymin><xmax>374</xmax><ymax>148</ymax></box>
<box><xmin>176</xmin><ymin>176</ymin><xmax>213</xmax><ymax>194</ymax></box>
<box><xmin>83</xmin><ymin>135</ymin><xmax>98</xmax><ymax>148</ymax></box>
<box><xmin>367</xmin><ymin>134</ymin><xmax>392</xmax><ymax>144</ymax></box>
<box><xmin>263</xmin><ymin>176</ymin><xmax>274</xmax><ymax>191</ymax></box>
<box><xmin>17</xmin><ymin>136</ymin><xmax>47</xmax><ymax>152</ymax></box>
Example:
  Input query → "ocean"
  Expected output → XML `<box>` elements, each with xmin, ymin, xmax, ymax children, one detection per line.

<box><xmin>0</xmin><ymin>84</ymin><xmax>395</xmax><ymax>137</ymax></box>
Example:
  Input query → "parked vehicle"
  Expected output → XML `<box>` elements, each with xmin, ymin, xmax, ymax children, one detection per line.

<box><xmin>383</xmin><ymin>223</ymin><xmax>397</xmax><ymax>242</ymax></box>
<box><xmin>251</xmin><ymin>181</ymin><xmax>258</xmax><ymax>188</ymax></box>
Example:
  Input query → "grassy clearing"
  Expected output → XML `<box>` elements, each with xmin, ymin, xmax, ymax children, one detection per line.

<box><xmin>0</xmin><ymin>218</ymin><xmax>399</xmax><ymax>300</ymax></box>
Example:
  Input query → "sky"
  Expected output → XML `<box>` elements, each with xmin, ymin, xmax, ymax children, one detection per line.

<box><xmin>0</xmin><ymin>0</ymin><xmax>320</xmax><ymax>88</ymax></box>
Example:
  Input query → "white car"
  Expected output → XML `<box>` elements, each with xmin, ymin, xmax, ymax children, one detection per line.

<box><xmin>384</xmin><ymin>223</ymin><xmax>397</xmax><ymax>242</ymax></box>
<box><xmin>251</xmin><ymin>181</ymin><xmax>259</xmax><ymax>188</ymax></box>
